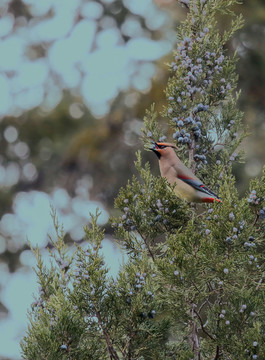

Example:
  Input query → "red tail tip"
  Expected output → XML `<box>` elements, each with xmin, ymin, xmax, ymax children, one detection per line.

<box><xmin>202</xmin><ymin>197</ymin><xmax>222</xmax><ymax>203</ymax></box>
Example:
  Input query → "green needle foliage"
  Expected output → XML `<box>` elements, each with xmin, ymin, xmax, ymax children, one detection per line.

<box><xmin>21</xmin><ymin>1</ymin><xmax>265</xmax><ymax>359</ymax></box>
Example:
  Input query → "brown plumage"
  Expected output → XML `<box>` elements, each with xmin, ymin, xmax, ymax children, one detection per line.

<box><xmin>151</xmin><ymin>142</ymin><xmax>221</xmax><ymax>203</ymax></box>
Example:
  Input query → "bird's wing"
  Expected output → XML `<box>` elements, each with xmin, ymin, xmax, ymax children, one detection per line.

<box><xmin>177</xmin><ymin>175</ymin><xmax>220</xmax><ymax>199</ymax></box>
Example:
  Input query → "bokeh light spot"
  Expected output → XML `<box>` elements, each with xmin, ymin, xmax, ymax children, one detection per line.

<box><xmin>52</xmin><ymin>188</ymin><xmax>71</xmax><ymax>209</ymax></box>
<box><xmin>0</xmin><ymin>14</ymin><xmax>14</xmax><ymax>37</ymax></box>
<box><xmin>23</xmin><ymin>0</ymin><xmax>53</xmax><ymax>17</ymax></box>
<box><xmin>0</xmin><ymin>36</ymin><xmax>24</xmax><ymax>71</ymax></box>
<box><xmin>69</xmin><ymin>103</ymin><xmax>84</xmax><ymax>119</ymax></box>
<box><xmin>121</xmin><ymin>16</ymin><xmax>143</xmax><ymax>37</ymax></box>
<box><xmin>14</xmin><ymin>142</ymin><xmax>30</xmax><ymax>159</ymax></box>
<box><xmin>127</xmin><ymin>38</ymin><xmax>171</xmax><ymax>61</ymax></box>
<box><xmin>15</xmin><ymin>59</ymin><xmax>49</xmax><ymax>90</ymax></box>
<box><xmin>81</xmin><ymin>1</ymin><xmax>103</xmax><ymax>20</ymax></box>
<box><xmin>4</xmin><ymin>126</ymin><xmax>18</xmax><ymax>143</ymax></box>
<box><xmin>22</xmin><ymin>163</ymin><xmax>38</xmax><ymax>181</ymax></box>
<box><xmin>0</xmin><ymin>74</ymin><xmax>11</xmax><ymax>114</ymax></box>
<box><xmin>5</xmin><ymin>163</ymin><xmax>20</xmax><ymax>187</ymax></box>
<box><xmin>96</xmin><ymin>28</ymin><xmax>121</xmax><ymax>48</ymax></box>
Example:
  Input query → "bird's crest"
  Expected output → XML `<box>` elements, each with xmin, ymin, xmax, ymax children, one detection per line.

<box><xmin>154</xmin><ymin>142</ymin><xmax>178</xmax><ymax>150</ymax></box>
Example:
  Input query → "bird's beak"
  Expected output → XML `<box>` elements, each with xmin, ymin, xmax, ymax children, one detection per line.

<box><xmin>150</xmin><ymin>142</ymin><xmax>158</xmax><ymax>151</ymax></box>
<box><xmin>150</xmin><ymin>142</ymin><xmax>161</xmax><ymax>159</ymax></box>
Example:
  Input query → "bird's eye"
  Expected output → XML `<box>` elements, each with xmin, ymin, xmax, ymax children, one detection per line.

<box><xmin>159</xmin><ymin>145</ymin><xmax>166</xmax><ymax>149</ymax></box>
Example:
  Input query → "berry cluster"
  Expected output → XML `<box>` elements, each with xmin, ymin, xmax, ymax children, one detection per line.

<box><xmin>135</xmin><ymin>271</ymin><xmax>147</xmax><ymax>289</ymax></box>
<box><xmin>123</xmin><ymin>271</ymin><xmax>157</xmax><ymax>320</ymax></box>
<box><xmin>172</xmin><ymin>114</ymin><xmax>203</xmax><ymax>143</ymax></box>
<box><xmin>116</xmin><ymin>196</ymin><xmax>176</xmax><ymax>234</ymax></box>
<box><xmin>218</xmin><ymin>309</ymin><xmax>230</xmax><ymax>325</ymax></box>
<box><xmin>164</xmin><ymin>16</ymin><xmax>238</xmax><ymax>173</ymax></box>
<box><xmin>118</xmin><ymin>204</ymin><xmax>136</xmax><ymax>231</ymax></box>
<box><xmin>248</xmin><ymin>190</ymin><xmax>260</xmax><ymax>205</ymax></box>
<box><xmin>168</xmin><ymin>31</ymin><xmax>230</xmax><ymax>111</ymax></box>
<box><xmin>74</xmin><ymin>263</ymin><xmax>90</xmax><ymax>284</ymax></box>
<box><xmin>31</xmin><ymin>286</ymin><xmax>46</xmax><ymax>309</ymax></box>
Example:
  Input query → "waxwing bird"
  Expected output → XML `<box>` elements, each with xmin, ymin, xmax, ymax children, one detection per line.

<box><xmin>151</xmin><ymin>142</ymin><xmax>221</xmax><ymax>203</ymax></box>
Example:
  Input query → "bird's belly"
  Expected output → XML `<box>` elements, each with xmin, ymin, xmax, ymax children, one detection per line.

<box><xmin>160</xmin><ymin>165</ymin><xmax>201</xmax><ymax>202</ymax></box>
<box><xmin>172</xmin><ymin>178</ymin><xmax>199</xmax><ymax>202</ymax></box>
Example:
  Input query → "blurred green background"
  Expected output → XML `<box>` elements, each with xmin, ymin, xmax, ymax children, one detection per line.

<box><xmin>0</xmin><ymin>0</ymin><xmax>264</xmax><ymax>359</ymax></box>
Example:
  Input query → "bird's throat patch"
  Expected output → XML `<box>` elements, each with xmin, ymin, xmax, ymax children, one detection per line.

<box><xmin>152</xmin><ymin>149</ymin><xmax>161</xmax><ymax>159</ymax></box>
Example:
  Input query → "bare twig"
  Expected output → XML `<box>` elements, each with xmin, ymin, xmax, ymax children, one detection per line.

<box><xmin>122</xmin><ymin>319</ymin><xmax>134</xmax><ymax>360</ymax></box>
<box><xmin>256</xmin><ymin>277</ymin><xmax>263</xmax><ymax>290</ymax></box>
<box><xmin>212</xmin><ymin>142</ymin><xmax>225</xmax><ymax>149</ymax></box>
<box><xmin>137</xmin><ymin>229</ymin><xmax>155</xmax><ymax>262</ymax></box>
<box><xmin>189</xmin><ymin>306</ymin><xmax>201</xmax><ymax>360</ymax></box>
<box><xmin>214</xmin><ymin>345</ymin><xmax>220</xmax><ymax>360</ymax></box>
<box><xmin>253</xmin><ymin>213</ymin><xmax>259</xmax><ymax>227</ymax></box>
<box><xmin>95</xmin><ymin>310</ymin><xmax>120</xmax><ymax>360</ymax></box>
<box><xmin>198</xmin><ymin>300</ymin><xmax>209</xmax><ymax>313</ymax></box>
<box><xmin>194</xmin><ymin>309</ymin><xmax>214</xmax><ymax>340</ymax></box>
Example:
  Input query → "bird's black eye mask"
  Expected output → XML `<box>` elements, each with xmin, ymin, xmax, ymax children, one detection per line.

<box><xmin>153</xmin><ymin>142</ymin><xmax>168</xmax><ymax>150</ymax></box>
<box><xmin>150</xmin><ymin>142</ymin><xmax>176</xmax><ymax>159</ymax></box>
<box><xmin>150</xmin><ymin>142</ymin><xmax>166</xmax><ymax>159</ymax></box>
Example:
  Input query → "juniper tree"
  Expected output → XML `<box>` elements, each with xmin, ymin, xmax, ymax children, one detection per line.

<box><xmin>21</xmin><ymin>1</ymin><xmax>265</xmax><ymax>359</ymax></box>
